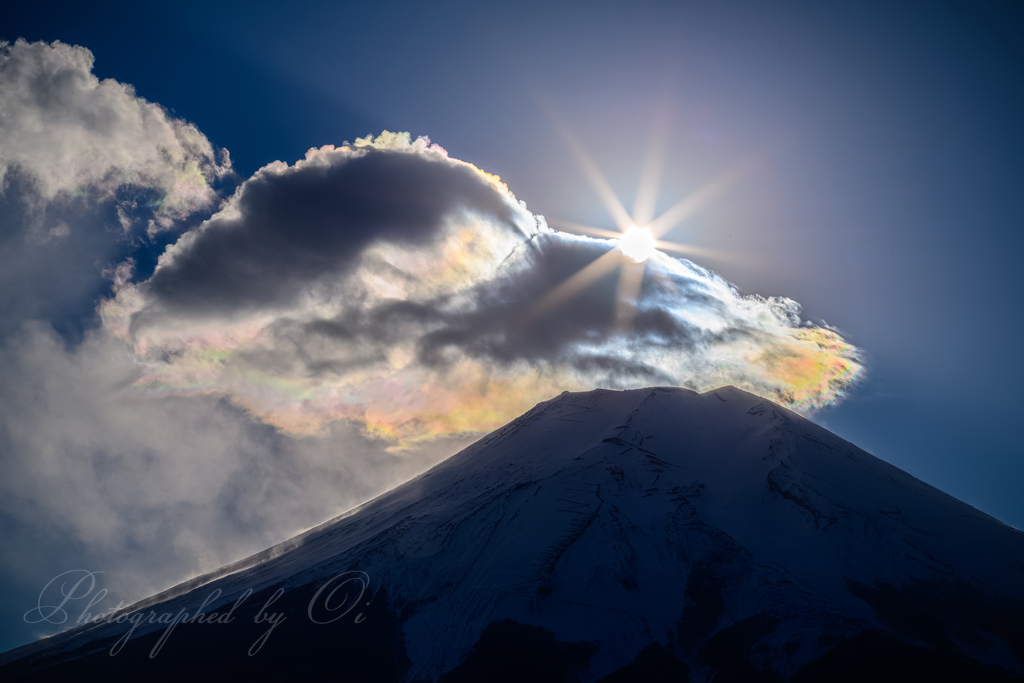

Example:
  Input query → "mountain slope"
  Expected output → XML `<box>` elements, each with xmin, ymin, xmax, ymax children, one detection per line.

<box><xmin>3</xmin><ymin>386</ymin><xmax>1023</xmax><ymax>681</ymax></box>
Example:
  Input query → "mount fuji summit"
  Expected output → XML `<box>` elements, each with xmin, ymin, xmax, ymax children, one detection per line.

<box><xmin>2</xmin><ymin>386</ymin><xmax>1022</xmax><ymax>681</ymax></box>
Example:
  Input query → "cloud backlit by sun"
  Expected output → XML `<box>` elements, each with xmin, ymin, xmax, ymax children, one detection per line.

<box><xmin>98</xmin><ymin>132</ymin><xmax>863</xmax><ymax>447</ymax></box>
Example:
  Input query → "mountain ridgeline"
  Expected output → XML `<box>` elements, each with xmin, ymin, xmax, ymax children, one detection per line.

<box><xmin>2</xmin><ymin>387</ymin><xmax>1022</xmax><ymax>681</ymax></box>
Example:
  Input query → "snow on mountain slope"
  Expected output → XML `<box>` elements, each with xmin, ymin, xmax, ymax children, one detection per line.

<box><xmin>3</xmin><ymin>386</ymin><xmax>1023</xmax><ymax>681</ymax></box>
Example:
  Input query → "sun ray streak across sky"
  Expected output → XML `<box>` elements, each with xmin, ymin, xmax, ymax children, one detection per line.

<box><xmin>631</xmin><ymin>117</ymin><xmax>669</xmax><ymax>229</ymax></box>
<box><xmin>614</xmin><ymin>259</ymin><xmax>646</xmax><ymax>332</ymax></box>
<box><xmin>520</xmin><ymin>247</ymin><xmax>624</xmax><ymax>323</ymax></box>
<box><xmin>556</xmin><ymin>123</ymin><xmax>635</xmax><ymax>232</ymax></box>
<box><xmin>645</xmin><ymin>161</ymin><xmax>750</xmax><ymax>238</ymax></box>
<box><xmin>545</xmin><ymin>218</ymin><xmax>622</xmax><ymax>240</ymax></box>
<box><xmin>654</xmin><ymin>240</ymin><xmax>748</xmax><ymax>265</ymax></box>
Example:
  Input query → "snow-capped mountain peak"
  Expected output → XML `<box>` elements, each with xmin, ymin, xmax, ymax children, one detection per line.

<box><xmin>3</xmin><ymin>386</ymin><xmax>1022</xmax><ymax>681</ymax></box>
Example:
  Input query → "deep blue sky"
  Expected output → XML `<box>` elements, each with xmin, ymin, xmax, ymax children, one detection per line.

<box><xmin>4</xmin><ymin>0</ymin><xmax>1022</xmax><ymax>532</ymax></box>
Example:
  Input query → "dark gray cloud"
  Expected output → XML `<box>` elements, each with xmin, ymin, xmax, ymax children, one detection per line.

<box><xmin>229</xmin><ymin>234</ymin><xmax>737</xmax><ymax>386</ymax></box>
<box><xmin>138</xmin><ymin>142</ymin><xmax>527</xmax><ymax>322</ymax></box>
<box><xmin>411</xmin><ymin>235</ymin><xmax>717</xmax><ymax>370</ymax></box>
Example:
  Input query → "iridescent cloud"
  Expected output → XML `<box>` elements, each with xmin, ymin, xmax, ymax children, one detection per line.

<box><xmin>101</xmin><ymin>132</ymin><xmax>862</xmax><ymax>447</ymax></box>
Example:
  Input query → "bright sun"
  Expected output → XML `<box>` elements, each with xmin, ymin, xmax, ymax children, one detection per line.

<box><xmin>618</xmin><ymin>226</ymin><xmax>656</xmax><ymax>263</ymax></box>
<box><xmin>529</xmin><ymin>126</ymin><xmax>739</xmax><ymax>330</ymax></box>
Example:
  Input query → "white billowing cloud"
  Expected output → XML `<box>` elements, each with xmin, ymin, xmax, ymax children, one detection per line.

<box><xmin>0</xmin><ymin>39</ymin><xmax>231</xmax><ymax>230</ymax></box>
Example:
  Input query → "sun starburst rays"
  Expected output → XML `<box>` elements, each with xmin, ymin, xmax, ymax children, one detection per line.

<box><xmin>537</xmin><ymin>128</ymin><xmax>743</xmax><ymax>335</ymax></box>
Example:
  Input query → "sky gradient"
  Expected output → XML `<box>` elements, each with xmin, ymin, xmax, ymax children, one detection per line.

<box><xmin>1</xmin><ymin>0</ymin><xmax>1022</xmax><ymax>654</ymax></box>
